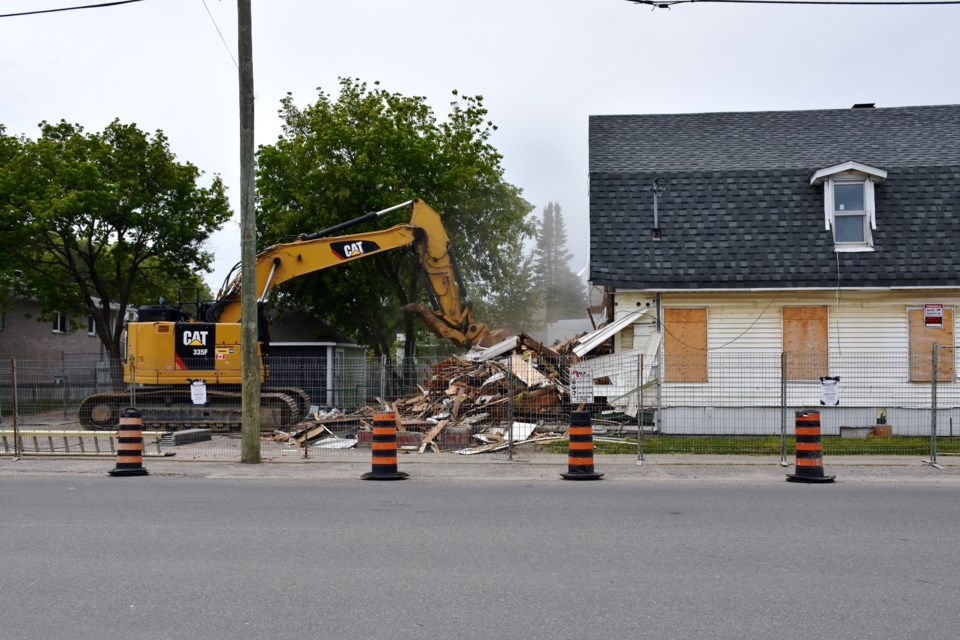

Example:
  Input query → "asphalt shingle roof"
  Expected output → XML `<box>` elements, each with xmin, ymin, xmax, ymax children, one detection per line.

<box><xmin>588</xmin><ymin>105</ymin><xmax>960</xmax><ymax>290</ymax></box>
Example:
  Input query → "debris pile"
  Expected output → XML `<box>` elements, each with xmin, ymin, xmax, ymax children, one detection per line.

<box><xmin>272</xmin><ymin>333</ymin><xmax>600</xmax><ymax>454</ymax></box>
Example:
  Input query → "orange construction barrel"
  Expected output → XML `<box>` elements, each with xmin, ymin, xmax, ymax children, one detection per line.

<box><xmin>361</xmin><ymin>412</ymin><xmax>409</xmax><ymax>481</ymax></box>
<box><xmin>561</xmin><ymin>411</ymin><xmax>603</xmax><ymax>481</ymax></box>
<box><xmin>787</xmin><ymin>410</ymin><xmax>835</xmax><ymax>484</ymax></box>
<box><xmin>108</xmin><ymin>408</ymin><xmax>149</xmax><ymax>477</ymax></box>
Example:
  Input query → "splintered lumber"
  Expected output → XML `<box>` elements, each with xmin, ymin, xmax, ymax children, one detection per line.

<box><xmin>553</xmin><ymin>333</ymin><xmax>585</xmax><ymax>357</ymax></box>
<box><xmin>516</xmin><ymin>387</ymin><xmax>561</xmax><ymax>412</ymax></box>
<box><xmin>450</xmin><ymin>389</ymin><xmax>467</xmax><ymax>420</ymax></box>
<box><xmin>418</xmin><ymin>419</ymin><xmax>449</xmax><ymax>454</ymax></box>
<box><xmin>507</xmin><ymin>354</ymin><xmax>550</xmax><ymax>387</ymax></box>
<box><xmin>427</xmin><ymin>357</ymin><xmax>480</xmax><ymax>389</ymax></box>
<box><xmin>392</xmin><ymin>405</ymin><xmax>406</xmax><ymax>432</ymax></box>
<box><xmin>517</xmin><ymin>333</ymin><xmax>561</xmax><ymax>359</ymax></box>
<box><xmin>293</xmin><ymin>424</ymin><xmax>334</xmax><ymax>446</ymax></box>
<box><xmin>458</xmin><ymin>412</ymin><xmax>490</xmax><ymax>426</ymax></box>
<box><xmin>454</xmin><ymin>434</ymin><xmax>564</xmax><ymax>455</ymax></box>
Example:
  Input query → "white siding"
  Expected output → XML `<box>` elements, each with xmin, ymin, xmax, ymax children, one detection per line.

<box><xmin>607</xmin><ymin>289</ymin><xmax>960</xmax><ymax>433</ymax></box>
<box><xmin>617</xmin><ymin>289</ymin><xmax>958</xmax><ymax>352</ymax></box>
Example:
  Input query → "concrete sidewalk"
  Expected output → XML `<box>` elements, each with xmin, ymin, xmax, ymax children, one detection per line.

<box><xmin>2</xmin><ymin>453</ymin><xmax>958</xmax><ymax>484</ymax></box>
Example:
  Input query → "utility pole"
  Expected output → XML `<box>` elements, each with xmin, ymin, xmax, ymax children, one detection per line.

<box><xmin>238</xmin><ymin>0</ymin><xmax>260</xmax><ymax>462</ymax></box>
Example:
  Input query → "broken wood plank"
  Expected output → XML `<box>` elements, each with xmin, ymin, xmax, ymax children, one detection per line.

<box><xmin>454</xmin><ymin>434</ymin><xmax>564</xmax><ymax>455</ymax></box>
<box><xmin>507</xmin><ymin>354</ymin><xmax>550</xmax><ymax>387</ymax></box>
<box><xmin>294</xmin><ymin>423</ymin><xmax>334</xmax><ymax>446</ymax></box>
<box><xmin>418</xmin><ymin>419</ymin><xmax>449</xmax><ymax>454</ymax></box>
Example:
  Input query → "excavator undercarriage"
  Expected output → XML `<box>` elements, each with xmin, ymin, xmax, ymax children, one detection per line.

<box><xmin>79</xmin><ymin>386</ymin><xmax>311</xmax><ymax>432</ymax></box>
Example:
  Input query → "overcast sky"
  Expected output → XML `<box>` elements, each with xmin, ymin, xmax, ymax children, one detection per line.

<box><xmin>2</xmin><ymin>0</ymin><xmax>959</xmax><ymax>292</ymax></box>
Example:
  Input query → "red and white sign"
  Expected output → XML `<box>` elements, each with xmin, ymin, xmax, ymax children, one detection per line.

<box><xmin>924</xmin><ymin>304</ymin><xmax>944</xmax><ymax>328</ymax></box>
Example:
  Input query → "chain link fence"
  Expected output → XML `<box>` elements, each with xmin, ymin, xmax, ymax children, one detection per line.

<box><xmin>2</xmin><ymin>346</ymin><xmax>958</xmax><ymax>465</ymax></box>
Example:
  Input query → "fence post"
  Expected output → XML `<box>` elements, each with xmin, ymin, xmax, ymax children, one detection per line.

<box><xmin>379</xmin><ymin>355</ymin><xmax>386</xmax><ymax>401</ymax></box>
<box><xmin>923</xmin><ymin>343</ymin><xmax>944</xmax><ymax>469</ymax></box>
<box><xmin>128</xmin><ymin>359</ymin><xmax>136</xmax><ymax>407</ymax></box>
<box><xmin>506</xmin><ymin>363</ymin><xmax>514</xmax><ymax>461</ymax></box>
<box><xmin>11</xmin><ymin>358</ymin><xmax>21</xmax><ymax>459</ymax></box>
<box><xmin>655</xmin><ymin>348</ymin><xmax>663</xmax><ymax>435</ymax></box>
<box><xmin>637</xmin><ymin>353</ymin><xmax>645</xmax><ymax>466</ymax></box>
<box><xmin>780</xmin><ymin>352</ymin><xmax>788</xmax><ymax>467</ymax></box>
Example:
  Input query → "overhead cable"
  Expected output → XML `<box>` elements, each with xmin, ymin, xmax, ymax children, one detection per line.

<box><xmin>629</xmin><ymin>0</ymin><xmax>960</xmax><ymax>7</ymax></box>
<box><xmin>1</xmin><ymin>0</ymin><xmax>146</xmax><ymax>19</ymax></box>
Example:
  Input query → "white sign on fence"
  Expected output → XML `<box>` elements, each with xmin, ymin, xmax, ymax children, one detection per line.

<box><xmin>190</xmin><ymin>379</ymin><xmax>208</xmax><ymax>405</ymax></box>
<box><xmin>569</xmin><ymin>366</ymin><xmax>594</xmax><ymax>403</ymax></box>
<box><xmin>819</xmin><ymin>376</ymin><xmax>840</xmax><ymax>406</ymax></box>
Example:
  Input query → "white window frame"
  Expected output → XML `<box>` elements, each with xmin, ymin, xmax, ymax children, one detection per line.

<box><xmin>810</xmin><ymin>161</ymin><xmax>886</xmax><ymax>252</ymax></box>
<box><xmin>52</xmin><ymin>311</ymin><xmax>69</xmax><ymax>334</ymax></box>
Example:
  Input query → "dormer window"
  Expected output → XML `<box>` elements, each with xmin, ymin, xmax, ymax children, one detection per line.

<box><xmin>833</xmin><ymin>181</ymin><xmax>867</xmax><ymax>243</ymax></box>
<box><xmin>810</xmin><ymin>161</ymin><xmax>887</xmax><ymax>252</ymax></box>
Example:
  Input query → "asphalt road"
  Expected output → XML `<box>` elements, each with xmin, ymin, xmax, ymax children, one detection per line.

<box><xmin>2</xmin><ymin>468</ymin><xmax>959</xmax><ymax>640</ymax></box>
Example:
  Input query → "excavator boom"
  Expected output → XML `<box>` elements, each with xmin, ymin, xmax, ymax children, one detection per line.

<box><xmin>208</xmin><ymin>198</ymin><xmax>488</xmax><ymax>346</ymax></box>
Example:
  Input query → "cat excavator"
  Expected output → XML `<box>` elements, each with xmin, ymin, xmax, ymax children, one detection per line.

<box><xmin>78</xmin><ymin>198</ymin><xmax>493</xmax><ymax>431</ymax></box>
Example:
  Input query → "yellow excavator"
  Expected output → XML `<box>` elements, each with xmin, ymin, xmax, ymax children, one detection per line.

<box><xmin>79</xmin><ymin>198</ymin><xmax>492</xmax><ymax>431</ymax></box>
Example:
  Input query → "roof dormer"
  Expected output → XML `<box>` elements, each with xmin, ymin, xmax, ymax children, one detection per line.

<box><xmin>810</xmin><ymin>161</ymin><xmax>887</xmax><ymax>252</ymax></box>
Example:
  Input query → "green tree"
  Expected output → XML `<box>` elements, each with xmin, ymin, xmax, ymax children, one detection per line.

<box><xmin>256</xmin><ymin>78</ymin><xmax>536</xmax><ymax>359</ymax></box>
<box><xmin>533</xmin><ymin>202</ymin><xmax>586</xmax><ymax>321</ymax></box>
<box><xmin>0</xmin><ymin>119</ymin><xmax>231</xmax><ymax>363</ymax></box>
<box><xmin>0</xmin><ymin>126</ymin><xmax>24</xmax><ymax>310</ymax></box>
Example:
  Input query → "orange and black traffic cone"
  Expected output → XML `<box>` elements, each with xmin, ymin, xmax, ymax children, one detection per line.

<box><xmin>787</xmin><ymin>410</ymin><xmax>835</xmax><ymax>483</ymax></box>
<box><xmin>108</xmin><ymin>408</ymin><xmax>149</xmax><ymax>477</ymax></box>
<box><xmin>561</xmin><ymin>410</ymin><xmax>603</xmax><ymax>481</ymax></box>
<box><xmin>361</xmin><ymin>412</ymin><xmax>409</xmax><ymax>481</ymax></box>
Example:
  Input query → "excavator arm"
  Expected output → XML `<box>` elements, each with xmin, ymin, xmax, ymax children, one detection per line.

<box><xmin>208</xmin><ymin>198</ymin><xmax>489</xmax><ymax>347</ymax></box>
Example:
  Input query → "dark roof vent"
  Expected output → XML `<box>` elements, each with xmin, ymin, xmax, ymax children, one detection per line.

<box><xmin>852</xmin><ymin>103</ymin><xmax>876</xmax><ymax>109</ymax></box>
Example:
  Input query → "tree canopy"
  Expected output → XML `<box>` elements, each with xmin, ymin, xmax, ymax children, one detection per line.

<box><xmin>0</xmin><ymin>119</ymin><xmax>231</xmax><ymax>360</ymax></box>
<box><xmin>256</xmin><ymin>78</ymin><xmax>536</xmax><ymax>358</ymax></box>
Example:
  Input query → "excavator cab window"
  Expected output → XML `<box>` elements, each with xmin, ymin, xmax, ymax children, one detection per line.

<box><xmin>177</xmin><ymin>287</ymin><xmax>201</xmax><ymax>321</ymax></box>
<box><xmin>136</xmin><ymin>304</ymin><xmax>180</xmax><ymax>322</ymax></box>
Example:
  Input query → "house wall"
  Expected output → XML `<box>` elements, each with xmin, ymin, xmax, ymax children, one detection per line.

<box><xmin>0</xmin><ymin>300</ymin><xmax>106</xmax><ymax>362</ymax></box>
<box><xmin>608</xmin><ymin>289</ymin><xmax>960</xmax><ymax>434</ymax></box>
<box><xmin>614</xmin><ymin>288</ymin><xmax>959</xmax><ymax>356</ymax></box>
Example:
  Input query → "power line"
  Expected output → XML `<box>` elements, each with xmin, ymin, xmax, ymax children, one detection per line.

<box><xmin>659</xmin><ymin>292</ymin><xmax>782</xmax><ymax>352</ymax></box>
<box><xmin>629</xmin><ymin>0</ymin><xmax>960</xmax><ymax>7</ymax></box>
<box><xmin>0</xmin><ymin>0</ymin><xmax>146</xmax><ymax>18</ymax></box>
<box><xmin>200</xmin><ymin>0</ymin><xmax>238</xmax><ymax>70</ymax></box>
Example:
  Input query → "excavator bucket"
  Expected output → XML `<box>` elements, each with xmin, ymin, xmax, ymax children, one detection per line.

<box><xmin>403</xmin><ymin>302</ymin><xmax>489</xmax><ymax>348</ymax></box>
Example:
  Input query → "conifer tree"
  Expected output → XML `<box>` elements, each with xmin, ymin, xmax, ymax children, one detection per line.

<box><xmin>533</xmin><ymin>202</ymin><xmax>586</xmax><ymax>321</ymax></box>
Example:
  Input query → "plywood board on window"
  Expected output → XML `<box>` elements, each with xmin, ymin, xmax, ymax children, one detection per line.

<box><xmin>909</xmin><ymin>307</ymin><xmax>954</xmax><ymax>382</ymax></box>
<box><xmin>783</xmin><ymin>306</ymin><xmax>828</xmax><ymax>380</ymax></box>
<box><xmin>663</xmin><ymin>308</ymin><xmax>707</xmax><ymax>383</ymax></box>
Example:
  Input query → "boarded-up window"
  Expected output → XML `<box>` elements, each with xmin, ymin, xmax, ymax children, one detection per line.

<box><xmin>783</xmin><ymin>306</ymin><xmax>828</xmax><ymax>380</ymax></box>
<box><xmin>663</xmin><ymin>308</ymin><xmax>707</xmax><ymax>383</ymax></box>
<box><xmin>909</xmin><ymin>307</ymin><xmax>954</xmax><ymax>382</ymax></box>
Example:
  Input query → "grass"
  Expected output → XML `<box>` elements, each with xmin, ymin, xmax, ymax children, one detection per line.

<box><xmin>542</xmin><ymin>435</ymin><xmax>960</xmax><ymax>456</ymax></box>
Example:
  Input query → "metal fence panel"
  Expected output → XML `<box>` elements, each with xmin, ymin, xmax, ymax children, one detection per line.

<box><xmin>2</xmin><ymin>348</ymin><xmax>958</xmax><ymax>465</ymax></box>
